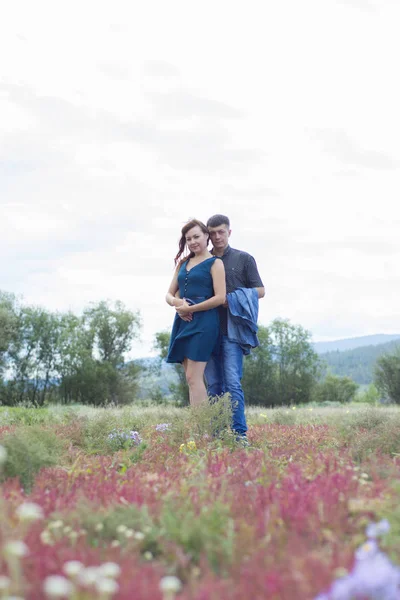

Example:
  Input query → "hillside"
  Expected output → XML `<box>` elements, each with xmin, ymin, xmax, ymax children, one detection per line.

<box><xmin>319</xmin><ymin>339</ymin><xmax>400</xmax><ymax>384</ymax></box>
<box><xmin>313</xmin><ymin>334</ymin><xmax>400</xmax><ymax>354</ymax></box>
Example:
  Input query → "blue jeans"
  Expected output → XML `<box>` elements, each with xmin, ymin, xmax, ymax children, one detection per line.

<box><xmin>205</xmin><ymin>335</ymin><xmax>247</xmax><ymax>436</ymax></box>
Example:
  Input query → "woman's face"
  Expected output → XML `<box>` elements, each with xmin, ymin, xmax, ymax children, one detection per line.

<box><xmin>185</xmin><ymin>225</ymin><xmax>209</xmax><ymax>254</ymax></box>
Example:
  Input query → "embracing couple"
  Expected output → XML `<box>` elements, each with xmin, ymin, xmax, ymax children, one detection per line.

<box><xmin>165</xmin><ymin>214</ymin><xmax>265</xmax><ymax>442</ymax></box>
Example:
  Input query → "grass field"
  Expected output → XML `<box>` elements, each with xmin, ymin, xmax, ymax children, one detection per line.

<box><xmin>1</xmin><ymin>401</ymin><xmax>400</xmax><ymax>599</ymax></box>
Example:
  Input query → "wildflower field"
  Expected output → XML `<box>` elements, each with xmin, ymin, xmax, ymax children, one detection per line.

<box><xmin>1</xmin><ymin>401</ymin><xmax>400</xmax><ymax>600</ymax></box>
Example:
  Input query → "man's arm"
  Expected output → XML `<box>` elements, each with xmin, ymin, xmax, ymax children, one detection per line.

<box><xmin>246</xmin><ymin>256</ymin><xmax>265</xmax><ymax>299</ymax></box>
<box><xmin>256</xmin><ymin>287</ymin><xmax>265</xmax><ymax>299</ymax></box>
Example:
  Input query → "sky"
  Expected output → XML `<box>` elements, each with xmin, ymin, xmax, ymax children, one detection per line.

<box><xmin>1</xmin><ymin>0</ymin><xmax>400</xmax><ymax>358</ymax></box>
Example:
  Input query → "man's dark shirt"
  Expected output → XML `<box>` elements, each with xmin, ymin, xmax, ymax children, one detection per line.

<box><xmin>213</xmin><ymin>245</ymin><xmax>264</xmax><ymax>335</ymax></box>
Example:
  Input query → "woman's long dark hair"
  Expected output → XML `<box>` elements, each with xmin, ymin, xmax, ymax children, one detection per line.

<box><xmin>174</xmin><ymin>219</ymin><xmax>210</xmax><ymax>266</ymax></box>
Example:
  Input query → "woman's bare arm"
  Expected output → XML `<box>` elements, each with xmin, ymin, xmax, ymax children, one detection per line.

<box><xmin>165</xmin><ymin>266</ymin><xmax>184</xmax><ymax>307</ymax></box>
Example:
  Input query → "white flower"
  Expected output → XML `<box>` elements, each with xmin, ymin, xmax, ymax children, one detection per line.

<box><xmin>134</xmin><ymin>531</ymin><xmax>145</xmax><ymax>541</ymax></box>
<box><xmin>95</xmin><ymin>577</ymin><xmax>119</xmax><ymax>595</ymax></box>
<box><xmin>0</xmin><ymin>445</ymin><xmax>7</xmax><ymax>466</ymax></box>
<box><xmin>48</xmin><ymin>520</ymin><xmax>63</xmax><ymax>530</ymax></box>
<box><xmin>116</xmin><ymin>525</ymin><xmax>127</xmax><ymax>534</ymax></box>
<box><xmin>63</xmin><ymin>561</ymin><xmax>84</xmax><ymax>578</ymax></box>
<box><xmin>95</xmin><ymin>522</ymin><xmax>104</xmax><ymax>532</ymax></box>
<box><xmin>43</xmin><ymin>575</ymin><xmax>74</xmax><ymax>598</ymax></box>
<box><xmin>16</xmin><ymin>502</ymin><xmax>44</xmax><ymax>522</ymax></box>
<box><xmin>98</xmin><ymin>562</ymin><xmax>121</xmax><ymax>579</ymax></box>
<box><xmin>143</xmin><ymin>551</ymin><xmax>153</xmax><ymax>560</ymax></box>
<box><xmin>124</xmin><ymin>528</ymin><xmax>134</xmax><ymax>538</ymax></box>
<box><xmin>159</xmin><ymin>575</ymin><xmax>182</xmax><ymax>594</ymax></box>
<box><xmin>78</xmin><ymin>566</ymin><xmax>100</xmax><ymax>587</ymax></box>
<box><xmin>110</xmin><ymin>540</ymin><xmax>120</xmax><ymax>548</ymax></box>
<box><xmin>40</xmin><ymin>530</ymin><xmax>54</xmax><ymax>546</ymax></box>
<box><xmin>3</xmin><ymin>540</ymin><xmax>29</xmax><ymax>557</ymax></box>
<box><xmin>0</xmin><ymin>575</ymin><xmax>11</xmax><ymax>591</ymax></box>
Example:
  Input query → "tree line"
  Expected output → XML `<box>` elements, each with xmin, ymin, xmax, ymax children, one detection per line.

<box><xmin>153</xmin><ymin>319</ymin><xmax>363</xmax><ymax>406</ymax></box>
<box><xmin>0</xmin><ymin>291</ymin><xmax>140</xmax><ymax>406</ymax></box>
<box><xmin>1</xmin><ymin>289</ymin><xmax>400</xmax><ymax>407</ymax></box>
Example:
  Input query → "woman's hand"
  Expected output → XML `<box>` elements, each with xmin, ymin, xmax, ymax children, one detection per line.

<box><xmin>176</xmin><ymin>300</ymin><xmax>193</xmax><ymax>320</ymax></box>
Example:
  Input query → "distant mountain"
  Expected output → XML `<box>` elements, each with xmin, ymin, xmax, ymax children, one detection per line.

<box><xmin>319</xmin><ymin>338</ymin><xmax>400</xmax><ymax>384</ymax></box>
<box><xmin>313</xmin><ymin>334</ymin><xmax>400</xmax><ymax>354</ymax></box>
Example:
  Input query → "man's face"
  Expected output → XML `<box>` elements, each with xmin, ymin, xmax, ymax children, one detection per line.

<box><xmin>208</xmin><ymin>223</ymin><xmax>231</xmax><ymax>251</ymax></box>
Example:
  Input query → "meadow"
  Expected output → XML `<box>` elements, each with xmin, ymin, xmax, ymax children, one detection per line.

<box><xmin>1</xmin><ymin>401</ymin><xmax>400</xmax><ymax>600</ymax></box>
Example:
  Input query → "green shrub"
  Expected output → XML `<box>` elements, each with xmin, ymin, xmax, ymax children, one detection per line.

<box><xmin>350</xmin><ymin>419</ymin><xmax>400</xmax><ymax>462</ymax></box>
<box><xmin>349</xmin><ymin>406</ymin><xmax>391</xmax><ymax>431</ymax></box>
<box><xmin>270</xmin><ymin>408</ymin><xmax>297</xmax><ymax>425</ymax></box>
<box><xmin>167</xmin><ymin>394</ymin><xmax>233</xmax><ymax>446</ymax></box>
<box><xmin>314</xmin><ymin>374</ymin><xmax>359</xmax><ymax>404</ymax></box>
<box><xmin>75</xmin><ymin>412</ymin><xmax>117</xmax><ymax>454</ymax></box>
<box><xmin>46</xmin><ymin>498</ymin><xmax>234</xmax><ymax>572</ymax></box>
<box><xmin>0</xmin><ymin>407</ymin><xmax>58</xmax><ymax>426</ymax></box>
<box><xmin>354</xmin><ymin>384</ymin><xmax>380</xmax><ymax>405</ymax></box>
<box><xmin>160</xmin><ymin>498</ymin><xmax>235</xmax><ymax>572</ymax></box>
<box><xmin>0</xmin><ymin>426</ymin><xmax>65</xmax><ymax>491</ymax></box>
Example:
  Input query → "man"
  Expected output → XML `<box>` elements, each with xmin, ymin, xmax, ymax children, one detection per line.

<box><xmin>205</xmin><ymin>214</ymin><xmax>265</xmax><ymax>442</ymax></box>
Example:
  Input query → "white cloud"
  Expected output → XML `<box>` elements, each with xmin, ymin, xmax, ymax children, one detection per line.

<box><xmin>1</xmin><ymin>0</ymin><xmax>400</xmax><ymax>357</ymax></box>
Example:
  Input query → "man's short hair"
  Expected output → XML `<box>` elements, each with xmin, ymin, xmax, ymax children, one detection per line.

<box><xmin>207</xmin><ymin>214</ymin><xmax>230</xmax><ymax>228</ymax></box>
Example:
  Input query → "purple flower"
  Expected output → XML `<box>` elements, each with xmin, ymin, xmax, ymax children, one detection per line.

<box><xmin>330</xmin><ymin>575</ymin><xmax>356</xmax><ymax>600</ymax></box>
<box><xmin>107</xmin><ymin>429</ymin><xmax>142</xmax><ymax>448</ymax></box>
<box><xmin>355</xmin><ymin>539</ymin><xmax>379</xmax><ymax>561</ymax></box>
<box><xmin>366</xmin><ymin>519</ymin><xmax>391</xmax><ymax>539</ymax></box>
<box><xmin>155</xmin><ymin>423</ymin><xmax>171</xmax><ymax>432</ymax></box>
<box><xmin>314</xmin><ymin>519</ymin><xmax>400</xmax><ymax>600</ymax></box>
<box><xmin>352</xmin><ymin>551</ymin><xmax>400</xmax><ymax>598</ymax></box>
<box><xmin>129</xmin><ymin>431</ymin><xmax>142</xmax><ymax>445</ymax></box>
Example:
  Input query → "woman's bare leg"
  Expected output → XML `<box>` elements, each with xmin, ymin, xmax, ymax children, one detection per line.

<box><xmin>182</xmin><ymin>358</ymin><xmax>192</xmax><ymax>405</ymax></box>
<box><xmin>185</xmin><ymin>359</ymin><xmax>208</xmax><ymax>406</ymax></box>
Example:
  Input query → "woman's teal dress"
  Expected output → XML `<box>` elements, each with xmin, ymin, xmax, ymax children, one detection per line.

<box><xmin>166</xmin><ymin>257</ymin><xmax>220</xmax><ymax>363</ymax></box>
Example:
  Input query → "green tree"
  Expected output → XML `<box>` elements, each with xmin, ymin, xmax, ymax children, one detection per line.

<box><xmin>0</xmin><ymin>294</ymin><xmax>143</xmax><ymax>407</ymax></box>
<box><xmin>84</xmin><ymin>300</ymin><xmax>141</xmax><ymax>367</ymax></box>
<box><xmin>354</xmin><ymin>383</ymin><xmax>380</xmax><ymax>405</ymax></box>
<box><xmin>2</xmin><ymin>305</ymin><xmax>62</xmax><ymax>406</ymax></box>
<box><xmin>374</xmin><ymin>347</ymin><xmax>400</xmax><ymax>404</ymax></box>
<box><xmin>0</xmin><ymin>291</ymin><xmax>19</xmax><ymax>378</ymax></box>
<box><xmin>313</xmin><ymin>374</ymin><xmax>359</xmax><ymax>404</ymax></box>
<box><xmin>243</xmin><ymin>319</ymin><xmax>321</xmax><ymax>406</ymax></box>
<box><xmin>153</xmin><ymin>330</ymin><xmax>189</xmax><ymax>406</ymax></box>
<box><xmin>242</xmin><ymin>326</ymin><xmax>277</xmax><ymax>405</ymax></box>
<box><xmin>58</xmin><ymin>302</ymin><xmax>141</xmax><ymax>405</ymax></box>
<box><xmin>270</xmin><ymin>319</ymin><xmax>321</xmax><ymax>405</ymax></box>
<box><xmin>57</xmin><ymin>312</ymin><xmax>92</xmax><ymax>404</ymax></box>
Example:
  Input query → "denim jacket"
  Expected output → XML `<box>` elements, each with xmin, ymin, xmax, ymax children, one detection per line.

<box><xmin>226</xmin><ymin>287</ymin><xmax>259</xmax><ymax>354</ymax></box>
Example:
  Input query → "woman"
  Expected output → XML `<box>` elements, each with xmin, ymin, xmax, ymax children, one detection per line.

<box><xmin>166</xmin><ymin>219</ymin><xmax>226</xmax><ymax>406</ymax></box>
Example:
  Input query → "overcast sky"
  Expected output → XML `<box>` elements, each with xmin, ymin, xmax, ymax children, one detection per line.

<box><xmin>1</xmin><ymin>0</ymin><xmax>400</xmax><ymax>358</ymax></box>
